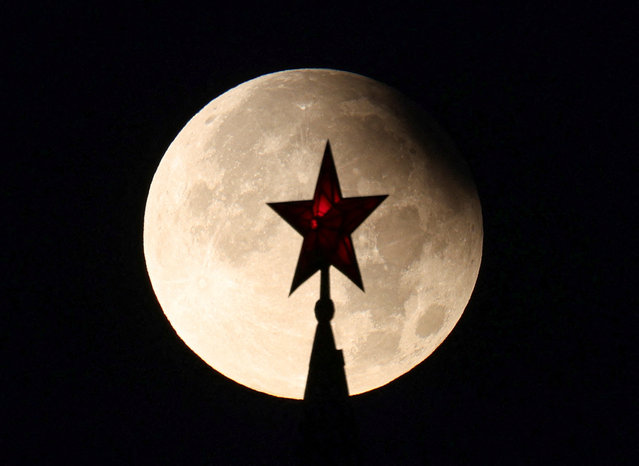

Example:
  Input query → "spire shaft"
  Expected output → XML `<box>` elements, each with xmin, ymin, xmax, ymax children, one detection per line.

<box><xmin>320</xmin><ymin>265</ymin><xmax>330</xmax><ymax>301</ymax></box>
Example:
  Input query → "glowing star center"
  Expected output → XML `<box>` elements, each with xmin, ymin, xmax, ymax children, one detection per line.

<box><xmin>315</xmin><ymin>195</ymin><xmax>333</xmax><ymax>216</ymax></box>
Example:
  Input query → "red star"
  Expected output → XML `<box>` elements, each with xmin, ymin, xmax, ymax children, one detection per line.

<box><xmin>268</xmin><ymin>141</ymin><xmax>387</xmax><ymax>295</ymax></box>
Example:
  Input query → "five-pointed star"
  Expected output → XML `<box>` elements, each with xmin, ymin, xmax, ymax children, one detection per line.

<box><xmin>268</xmin><ymin>140</ymin><xmax>388</xmax><ymax>295</ymax></box>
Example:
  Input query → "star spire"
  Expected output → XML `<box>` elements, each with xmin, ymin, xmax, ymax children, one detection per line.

<box><xmin>268</xmin><ymin>140</ymin><xmax>387</xmax><ymax>295</ymax></box>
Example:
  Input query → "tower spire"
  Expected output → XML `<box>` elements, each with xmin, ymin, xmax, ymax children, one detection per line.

<box><xmin>304</xmin><ymin>266</ymin><xmax>349</xmax><ymax>401</ymax></box>
<box><xmin>267</xmin><ymin>141</ymin><xmax>387</xmax><ymax>463</ymax></box>
<box><xmin>299</xmin><ymin>266</ymin><xmax>358</xmax><ymax>464</ymax></box>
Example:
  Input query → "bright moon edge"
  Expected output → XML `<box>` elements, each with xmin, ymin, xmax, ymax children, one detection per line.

<box><xmin>143</xmin><ymin>68</ymin><xmax>483</xmax><ymax>399</ymax></box>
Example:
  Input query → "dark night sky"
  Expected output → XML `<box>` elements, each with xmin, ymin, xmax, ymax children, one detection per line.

<box><xmin>6</xmin><ymin>2</ymin><xmax>637</xmax><ymax>464</ymax></box>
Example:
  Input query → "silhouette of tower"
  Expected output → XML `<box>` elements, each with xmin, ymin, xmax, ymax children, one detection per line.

<box><xmin>298</xmin><ymin>266</ymin><xmax>359</xmax><ymax>464</ymax></box>
<box><xmin>267</xmin><ymin>141</ymin><xmax>387</xmax><ymax>464</ymax></box>
<box><xmin>304</xmin><ymin>266</ymin><xmax>349</xmax><ymax>400</ymax></box>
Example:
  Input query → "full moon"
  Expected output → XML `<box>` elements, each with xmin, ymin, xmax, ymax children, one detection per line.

<box><xmin>144</xmin><ymin>69</ymin><xmax>482</xmax><ymax>399</ymax></box>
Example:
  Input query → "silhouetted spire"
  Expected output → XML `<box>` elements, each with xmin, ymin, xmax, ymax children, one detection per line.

<box><xmin>298</xmin><ymin>267</ymin><xmax>359</xmax><ymax>464</ymax></box>
<box><xmin>267</xmin><ymin>141</ymin><xmax>386</xmax><ymax>463</ymax></box>
<box><xmin>304</xmin><ymin>267</ymin><xmax>349</xmax><ymax>401</ymax></box>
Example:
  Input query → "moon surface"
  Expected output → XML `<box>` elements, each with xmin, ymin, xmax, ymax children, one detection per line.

<box><xmin>143</xmin><ymin>69</ymin><xmax>482</xmax><ymax>399</ymax></box>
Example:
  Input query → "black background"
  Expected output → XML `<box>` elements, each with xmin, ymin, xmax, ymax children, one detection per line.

<box><xmin>6</xmin><ymin>2</ymin><xmax>637</xmax><ymax>464</ymax></box>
